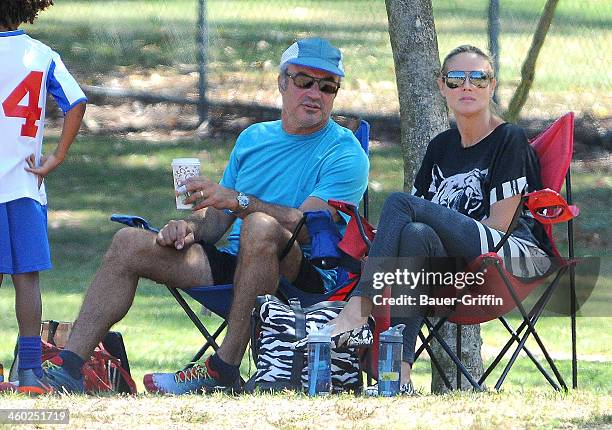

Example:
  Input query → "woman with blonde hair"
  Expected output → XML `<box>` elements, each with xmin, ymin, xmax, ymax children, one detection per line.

<box><xmin>330</xmin><ymin>45</ymin><xmax>553</xmax><ymax>393</ymax></box>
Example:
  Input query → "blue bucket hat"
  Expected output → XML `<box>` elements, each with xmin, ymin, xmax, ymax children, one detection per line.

<box><xmin>279</xmin><ymin>37</ymin><xmax>345</xmax><ymax>77</ymax></box>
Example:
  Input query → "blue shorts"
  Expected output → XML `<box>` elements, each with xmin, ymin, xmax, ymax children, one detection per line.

<box><xmin>0</xmin><ymin>198</ymin><xmax>52</xmax><ymax>275</ymax></box>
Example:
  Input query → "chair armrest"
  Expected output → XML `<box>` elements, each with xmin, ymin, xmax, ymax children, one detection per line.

<box><xmin>110</xmin><ymin>214</ymin><xmax>159</xmax><ymax>233</ymax></box>
<box><xmin>524</xmin><ymin>189</ymin><xmax>579</xmax><ymax>225</ymax></box>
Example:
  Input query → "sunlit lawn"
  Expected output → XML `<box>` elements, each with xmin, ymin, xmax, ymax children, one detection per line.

<box><xmin>0</xmin><ymin>135</ymin><xmax>609</xmax><ymax>394</ymax></box>
<box><xmin>19</xmin><ymin>0</ymin><xmax>612</xmax><ymax>117</ymax></box>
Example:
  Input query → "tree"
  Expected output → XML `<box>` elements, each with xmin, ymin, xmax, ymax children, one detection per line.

<box><xmin>505</xmin><ymin>0</ymin><xmax>560</xmax><ymax>122</ymax></box>
<box><xmin>385</xmin><ymin>0</ymin><xmax>485</xmax><ymax>392</ymax></box>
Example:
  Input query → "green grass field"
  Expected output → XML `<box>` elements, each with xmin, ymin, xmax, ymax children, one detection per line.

<box><xmin>0</xmin><ymin>1</ymin><xmax>610</xmax><ymax>427</ymax></box>
<box><xmin>20</xmin><ymin>0</ymin><xmax>612</xmax><ymax>118</ymax></box>
<box><xmin>0</xmin><ymin>135</ymin><xmax>610</xmax><ymax>396</ymax></box>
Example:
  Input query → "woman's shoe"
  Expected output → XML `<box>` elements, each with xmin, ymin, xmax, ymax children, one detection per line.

<box><xmin>363</xmin><ymin>380</ymin><xmax>417</xmax><ymax>396</ymax></box>
<box><xmin>331</xmin><ymin>323</ymin><xmax>373</xmax><ymax>349</ymax></box>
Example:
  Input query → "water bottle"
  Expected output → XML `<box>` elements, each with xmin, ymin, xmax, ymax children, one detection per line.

<box><xmin>378</xmin><ymin>324</ymin><xmax>405</xmax><ymax>396</ymax></box>
<box><xmin>307</xmin><ymin>323</ymin><xmax>334</xmax><ymax>396</ymax></box>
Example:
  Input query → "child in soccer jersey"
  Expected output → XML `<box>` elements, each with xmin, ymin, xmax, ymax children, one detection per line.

<box><xmin>0</xmin><ymin>1</ymin><xmax>87</xmax><ymax>394</ymax></box>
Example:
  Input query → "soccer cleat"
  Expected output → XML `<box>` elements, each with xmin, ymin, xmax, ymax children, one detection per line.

<box><xmin>41</xmin><ymin>365</ymin><xmax>85</xmax><ymax>394</ymax></box>
<box><xmin>144</xmin><ymin>364</ymin><xmax>239</xmax><ymax>395</ymax></box>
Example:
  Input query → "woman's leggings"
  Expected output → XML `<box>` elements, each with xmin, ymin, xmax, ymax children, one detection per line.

<box><xmin>355</xmin><ymin>192</ymin><xmax>485</xmax><ymax>364</ymax></box>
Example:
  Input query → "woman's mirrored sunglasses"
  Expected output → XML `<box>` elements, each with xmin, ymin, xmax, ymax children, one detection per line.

<box><xmin>444</xmin><ymin>70</ymin><xmax>492</xmax><ymax>89</ymax></box>
<box><xmin>285</xmin><ymin>72</ymin><xmax>341</xmax><ymax>95</ymax></box>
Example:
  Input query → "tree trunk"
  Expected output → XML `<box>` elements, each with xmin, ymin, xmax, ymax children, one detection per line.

<box><xmin>429</xmin><ymin>320</ymin><xmax>485</xmax><ymax>393</ymax></box>
<box><xmin>384</xmin><ymin>0</ymin><xmax>447</xmax><ymax>190</ymax></box>
<box><xmin>385</xmin><ymin>0</ymin><xmax>485</xmax><ymax>393</ymax></box>
<box><xmin>505</xmin><ymin>0</ymin><xmax>560</xmax><ymax>122</ymax></box>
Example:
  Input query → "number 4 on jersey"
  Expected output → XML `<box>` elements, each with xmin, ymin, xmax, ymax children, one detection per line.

<box><xmin>2</xmin><ymin>71</ymin><xmax>44</xmax><ymax>138</ymax></box>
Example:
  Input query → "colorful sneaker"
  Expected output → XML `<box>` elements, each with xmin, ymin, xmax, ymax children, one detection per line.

<box><xmin>16</xmin><ymin>369</ymin><xmax>55</xmax><ymax>395</ymax></box>
<box><xmin>41</xmin><ymin>365</ymin><xmax>85</xmax><ymax>394</ymax></box>
<box><xmin>144</xmin><ymin>364</ymin><xmax>239</xmax><ymax>395</ymax></box>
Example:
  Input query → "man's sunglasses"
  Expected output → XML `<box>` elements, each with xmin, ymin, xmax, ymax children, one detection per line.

<box><xmin>285</xmin><ymin>72</ymin><xmax>340</xmax><ymax>95</ymax></box>
<box><xmin>443</xmin><ymin>70</ymin><xmax>492</xmax><ymax>89</ymax></box>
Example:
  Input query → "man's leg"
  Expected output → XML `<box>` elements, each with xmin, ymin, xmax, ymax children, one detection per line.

<box><xmin>66</xmin><ymin>227</ymin><xmax>216</xmax><ymax>359</ymax></box>
<box><xmin>144</xmin><ymin>213</ymin><xmax>305</xmax><ymax>394</ymax></box>
<box><xmin>45</xmin><ymin>227</ymin><xmax>216</xmax><ymax>392</ymax></box>
<box><xmin>217</xmin><ymin>212</ymin><xmax>302</xmax><ymax>365</ymax></box>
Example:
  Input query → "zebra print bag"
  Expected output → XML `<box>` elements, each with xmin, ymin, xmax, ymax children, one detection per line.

<box><xmin>250</xmin><ymin>295</ymin><xmax>363</xmax><ymax>393</ymax></box>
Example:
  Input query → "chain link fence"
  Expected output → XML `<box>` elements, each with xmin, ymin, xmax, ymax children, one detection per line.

<box><xmin>34</xmin><ymin>0</ymin><xmax>611</xmax><ymax>130</ymax></box>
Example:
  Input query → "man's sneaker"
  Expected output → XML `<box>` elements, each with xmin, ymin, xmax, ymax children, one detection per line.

<box><xmin>144</xmin><ymin>364</ymin><xmax>239</xmax><ymax>395</ymax></box>
<box><xmin>16</xmin><ymin>369</ymin><xmax>54</xmax><ymax>395</ymax></box>
<box><xmin>41</xmin><ymin>365</ymin><xmax>85</xmax><ymax>394</ymax></box>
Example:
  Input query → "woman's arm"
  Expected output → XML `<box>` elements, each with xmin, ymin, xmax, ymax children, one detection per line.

<box><xmin>481</xmin><ymin>194</ymin><xmax>522</xmax><ymax>232</ymax></box>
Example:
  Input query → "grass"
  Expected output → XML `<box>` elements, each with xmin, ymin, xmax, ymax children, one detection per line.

<box><xmin>19</xmin><ymin>0</ymin><xmax>612</xmax><ymax>118</ymax></box>
<box><xmin>0</xmin><ymin>1</ymin><xmax>610</xmax><ymax>424</ymax></box>
<box><xmin>0</xmin><ymin>135</ymin><xmax>610</xmax><ymax>397</ymax></box>
<box><xmin>0</xmin><ymin>390</ymin><xmax>610</xmax><ymax>429</ymax></box>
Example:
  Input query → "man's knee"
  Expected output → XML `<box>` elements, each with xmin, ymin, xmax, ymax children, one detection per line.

<box><xmin>106</xmin><ymin>227</ymin><xmax>154</xmax><ymax>264</ymax></box>
<box><xmin>240</xmin><ymin>212</ymin><xmax>284</xmax><ymax>251</ymax></box>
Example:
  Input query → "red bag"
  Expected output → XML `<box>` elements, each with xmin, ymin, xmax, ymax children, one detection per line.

<box><xmin>42</xmin><ymin>340</ymin><xmax>137</xmax><ymax>394</ymax></box>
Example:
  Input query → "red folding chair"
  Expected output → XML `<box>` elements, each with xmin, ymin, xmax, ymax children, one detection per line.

<box><xmin>414</xmin><ymin>112</ymin><xmax>579</xmax><ymax>391</ymax></box>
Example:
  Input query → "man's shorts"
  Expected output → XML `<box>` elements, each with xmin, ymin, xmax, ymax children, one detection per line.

<box><xmin>200</xmin><ymin>242</ymin><xmax>324</xmax><ymax>294</ymax></box>
<box><xmin>0</xmin><ymin>198</ymin><xmax>52</xmax><ymax>275</ymax></box>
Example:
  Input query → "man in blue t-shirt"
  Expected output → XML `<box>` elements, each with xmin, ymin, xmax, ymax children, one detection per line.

<box><xmin>43</xmin><ymin>37</ymin><xmax>369</xmax><ymax>394</ymax></box>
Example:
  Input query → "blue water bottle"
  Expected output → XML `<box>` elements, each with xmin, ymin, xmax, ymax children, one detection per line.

<box><xmin>307</xmin><ymin>324</ymin><xmax>334</xmax><ymax>396</ymax></box>
<box><xmin>378</xmin><ymin>324</ymin><xmax>405</xmax><ymax>396</ymax></box>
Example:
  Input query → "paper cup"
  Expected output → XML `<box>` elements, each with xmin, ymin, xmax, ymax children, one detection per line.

<box><xmin>172</xmin><ymin>158</ymin><xmax>201</xmax><ymax>209</ymax></box>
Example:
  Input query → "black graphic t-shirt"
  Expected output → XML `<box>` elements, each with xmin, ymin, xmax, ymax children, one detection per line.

<box><xmin>412</xmin><ymin>123</ymin><xmax>553</xmax><ymax>255</ymax></box>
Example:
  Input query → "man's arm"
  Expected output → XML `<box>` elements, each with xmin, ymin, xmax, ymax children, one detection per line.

<box><xmin>156</xmin><ymin>206</ymin><xmax>234</xmax><ymax>250</ymax></box>
<box><xmin>238</xmin><ymin>195</ymin><xmax>340</xmax><ymax>243</ymax></box>
<box><xmin>182</xmin><ymin>176</ymin><xmax>340</xmax><ymax>244</ymax></box>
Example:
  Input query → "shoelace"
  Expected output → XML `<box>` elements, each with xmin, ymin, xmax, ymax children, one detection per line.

<box><xmin>174</xmin><ymin>364</ymin><xmax>209</xmax><ymax>384</ymax></box>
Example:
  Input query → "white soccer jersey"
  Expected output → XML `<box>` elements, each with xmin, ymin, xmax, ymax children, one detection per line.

<box><xmin>0</xmin><ymin>29</ymin><xmax>87</xmax><ymax>205</ymax></box>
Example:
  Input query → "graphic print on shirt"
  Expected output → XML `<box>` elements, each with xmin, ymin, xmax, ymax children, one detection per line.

<box><xmin>428</xmin><ymin>165</ymin><xmax>488</xmax><ymax>219</ymax></box>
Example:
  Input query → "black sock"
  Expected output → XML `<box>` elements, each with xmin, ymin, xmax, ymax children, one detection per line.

<box><xmin>59</xmin><ymin>350</ymin><xmax>85</xmax><ymax>380</ymax></box>
<box><xmin>206</xmin><ymin>354</ymin><xmax>239</xmax><ymax>386</ymax></box>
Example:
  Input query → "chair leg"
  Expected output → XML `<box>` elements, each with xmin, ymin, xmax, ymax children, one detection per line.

<box><xmin>494</xmin><ymin>263</ymin><xmax>568</xmax><ymax>391</ymax></box>
<box><xmin>418</xmin><ymin>330</ymin><xmax>453</xmax><ymax>390</ymax></box>
<box><xmin>423</xmin><ymin>318</ymin><xmax>483</xmax><ymax>390</ymax></box>
<box><xmin>167</xmin><ymin>287</ymin><xmax>222</xmax><ymax>355</ymax></box>
<box><xmin>492</xmin><ymin>317</ymin><xmax>559</xmax><ymax>389</ymax></box>
<box><xmin>456</xmin><ymin>324</ymin><xmax>462</xmax><ymax>390</ymax></box>
<box><xmin>188</xmin><ymin>321</ymin><xmax>228</xmax><ymax>366</ymax></box>
<box><xmin>479</xmin><ymin>285</ymin><xmax>552</xmax><ymax>384</ymax></box>
<box><xmin>570</xmin><ymin>262</ymin><xmax>578</xmax><ymax>389</ymax></box>
<box><xmin>415</xmin><ymin>316</ymin><xmax>447</xmax><ymax>360</ymax></box>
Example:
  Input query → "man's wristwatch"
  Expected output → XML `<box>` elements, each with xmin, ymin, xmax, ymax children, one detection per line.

<box><xmin>229</xmin><ymin>192</ymin><xmax>250</xmax><ymax>214</ymax></box>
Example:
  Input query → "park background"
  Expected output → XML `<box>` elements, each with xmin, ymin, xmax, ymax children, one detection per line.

<box><xmin>0</xmin><ymin>0</ymin><xmax>610</xmax><ymax>428</ymax></box>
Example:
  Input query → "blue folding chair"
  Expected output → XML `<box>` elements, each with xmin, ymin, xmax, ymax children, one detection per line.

<box><xmin>111</xmin><ymin>120</ymin><xmax>371</xmax><ymax>371</ymax></box>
